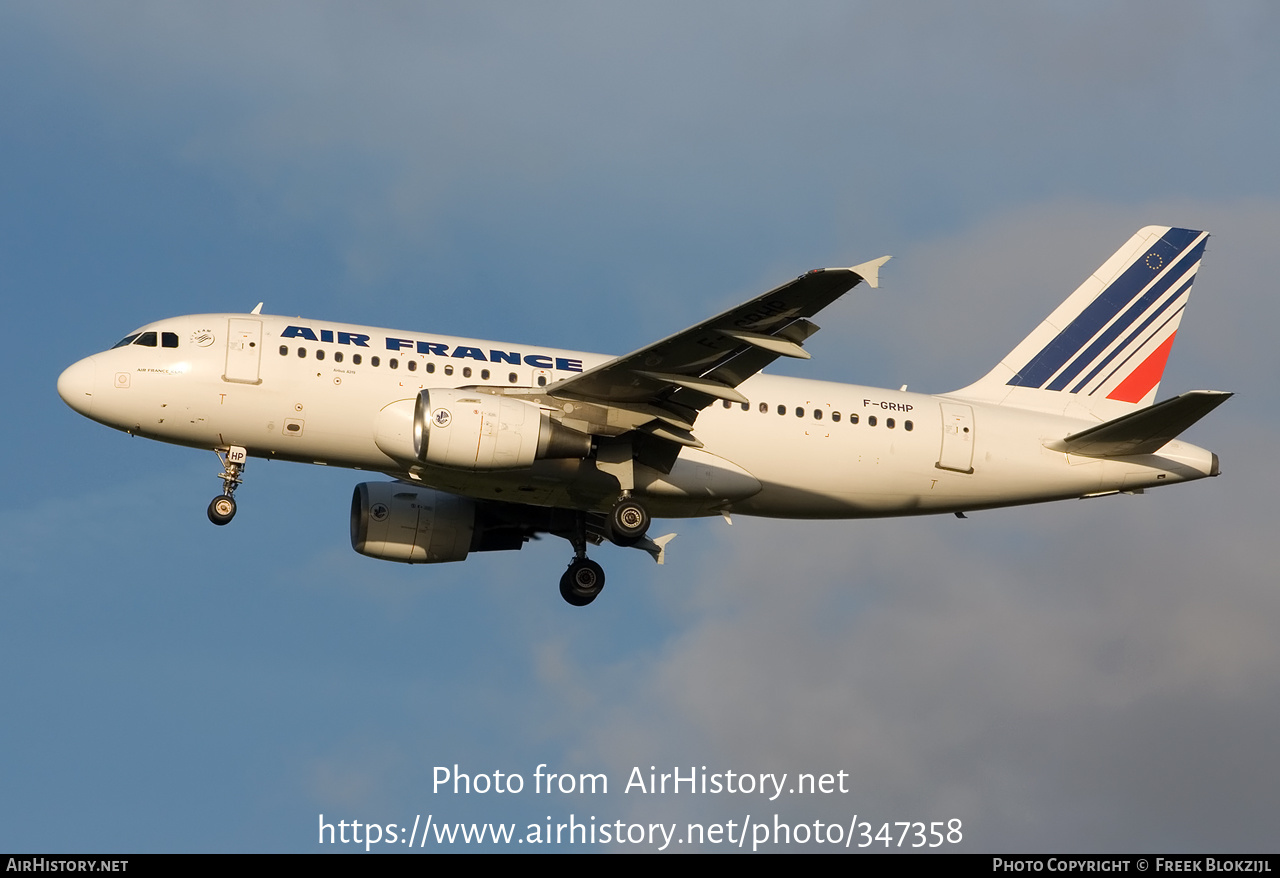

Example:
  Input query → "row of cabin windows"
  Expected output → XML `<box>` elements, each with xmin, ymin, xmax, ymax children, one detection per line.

<box><xmin>279</xmin><ymin>345</ymin><xmax>544</xmax><ymax>385</ymax></box>
<box><xmin>721</xmin><ymin>398</ymin><xmax>913</xmax><ymax>431</ymax></box>
<box><xmin>112</xmin><ymin>331</ymin><xmax>180</xmax><ymax>349</ymax></box>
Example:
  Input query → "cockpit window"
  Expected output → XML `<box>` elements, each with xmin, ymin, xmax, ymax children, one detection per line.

<box><xmin>161</xmin><ymin>332</ymin><xmax>179</xmax><ymax>348</ymax></box>
<box><xmin>133</xmin><ymin>332</ymin><xmax>158</xmax><ymax>347</ymax></box>
<box><xmin>111</xmin><ymin>334</ymin><xmax>140</xmax><ymax>349</ymax></box>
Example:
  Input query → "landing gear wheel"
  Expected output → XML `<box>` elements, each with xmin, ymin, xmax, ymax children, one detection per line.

<box><xmin>207</xmin><ymin>495</ymin><xmax>237</xmax><ymax>526</ymax></box>
<box><xmin>559</xmin><ymin>558</ymin><xmax>605</xmax><ymax>607</ymax></box>
<box><xmin>608</xmin><ymin>498</ymin><xmax>650</xmax><ymax>546</ymax></box>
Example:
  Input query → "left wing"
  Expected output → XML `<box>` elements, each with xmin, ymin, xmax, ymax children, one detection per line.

<box><xmin>543</xmin><ymin>257</ymin><xmax>890</xmax><ymax>438</ymax></box>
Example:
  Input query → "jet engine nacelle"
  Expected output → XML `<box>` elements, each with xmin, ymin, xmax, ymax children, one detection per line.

<box><xmin>412</xmin><ymin>388</ymin><xmax>590</xmax><ymax>471</ymax></box>
<box><xmin>350</xmin><ymin>481</ymin><xmax>477</xmax><ymax>563</ymax></box>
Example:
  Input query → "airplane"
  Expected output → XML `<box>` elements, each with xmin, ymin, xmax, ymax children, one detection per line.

<box><xmin>57</xmin><ymin>226</ymin><xmax>1230</xmax><ymax>606</ymax></box>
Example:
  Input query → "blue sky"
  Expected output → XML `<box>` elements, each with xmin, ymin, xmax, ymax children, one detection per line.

<box><xmin>4</xmin><ymin>2</ymin><xmax>1278</xmax><ymax>852</ymax></box>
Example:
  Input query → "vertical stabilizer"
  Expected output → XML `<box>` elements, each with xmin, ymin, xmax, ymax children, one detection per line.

<box><xmin>951</xmin><ymin>226</ymin><xmax>1209</xmax><ymax>420</ymax></box>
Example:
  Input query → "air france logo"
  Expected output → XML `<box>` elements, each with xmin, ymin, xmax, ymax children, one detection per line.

<box><xmin>432</xmin><ymin>408</ymin><xmax>452</xmax><ymax>428</ymax></box>
<box><xmin>280</xmin><ymin>325</ymin><xmax>584</xmax><ymax>372</ymax></box>
<box><xmin>370</xmin><ymin>503</ymin><xmax>390</xmax><ymax>522</ymax></box>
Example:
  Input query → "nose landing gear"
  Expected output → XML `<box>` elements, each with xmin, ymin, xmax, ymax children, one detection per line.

<box><xmin>207</xmin><ymin>445</ymin><xmax>247</xmax><ymax>526</ymax></box>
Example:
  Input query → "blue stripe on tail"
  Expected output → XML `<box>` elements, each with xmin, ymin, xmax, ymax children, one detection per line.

<box><xmin>1008</xmin><ymin>228</ymin><xmax>1203</xmax><ymax>390</ymax></box>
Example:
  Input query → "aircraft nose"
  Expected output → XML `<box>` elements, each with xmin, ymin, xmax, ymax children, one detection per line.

<box><xmin>57</xmin><ymin>356</ymin><xmax>97</xmax><ymax>416</ymax></box>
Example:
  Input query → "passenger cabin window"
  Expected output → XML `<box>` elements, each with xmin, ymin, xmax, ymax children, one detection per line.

<box><xmin>371</xmin><ymin>356</ymin><xmax>380</xmax><ymax>367</ymax></box>
<box><xmin>426</xmin><ymin>362</ymin><xmax>435</xmax><ymax>373</ymax></box>
<box><xmin>279</xmin><ymin>345</ymin><xmax>288</xmax><ymax>356</ymax></box>
<box><xmin>814</xmin><ymin>409</ymin><xmax>823</xmax><ymax>420</ymax></box>
<box><xmin>444</xmin><ymin>364</ymin><xmax>453</xmax><ymax>376</ymax></box>
<box><xmin>334</xmin><ymin>351</ymin><xmax>343</xmax><ymax>363</ymax></box>
<box><xmin>316</xmin><ymin>349</ymin><xmax>325</xmax><ymax>361</ymax></box>
<box><xmin>407</xmin><ymin>360</ymin><xmax>416</xmax><ymax>371</ymax></box>
<box><xmin>353</xmin><ymin>354</ymin><xmax>362</xmax><ymax>365</ymax></box>
<box><xmin>868</xmin><ymin>415</ymin><xmax>877</xmax><ymax>427</ymax></box>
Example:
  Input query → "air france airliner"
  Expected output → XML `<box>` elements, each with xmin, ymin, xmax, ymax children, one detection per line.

<box><xmin>58</xmin><ymin>226</ymin><xmax>1229</xmax><ymax>605</ymax></box>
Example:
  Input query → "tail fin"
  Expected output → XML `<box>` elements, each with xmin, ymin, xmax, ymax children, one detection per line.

<box><xmin>952</xmin><ymin>226</ymin><xmax>1209</xmax><ymax>420</ymax></box>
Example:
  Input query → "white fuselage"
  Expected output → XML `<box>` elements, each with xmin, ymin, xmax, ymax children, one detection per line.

<box><xmin>57</xmin><ymin>313</ymin><xmax>1220</xmax><ymax>521</ymax></box>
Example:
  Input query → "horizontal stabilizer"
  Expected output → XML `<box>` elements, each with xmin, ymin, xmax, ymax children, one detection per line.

<box><xmin>1046</xmin><ymin>390</ymin><xmax>1232</xmax><ymax>457</ymax></box>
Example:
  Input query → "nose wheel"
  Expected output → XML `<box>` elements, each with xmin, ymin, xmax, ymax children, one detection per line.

<box><xmin>208</xmin><ymin>494</ymin><xmax>237</xmax><ymax>526</ymax></box>
<box><xmin>207</xmin><ymin>445</ymin><xmax>247</xmax><ymax>526</ymax></box>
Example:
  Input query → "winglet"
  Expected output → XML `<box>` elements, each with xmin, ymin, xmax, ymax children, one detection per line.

<box><xmin>848</xmin><ymin>255</ymin><xmax>891</xmax><ymax>289</ymax></box>
<box><xmin>636</xmin><ymin>532</ymin><xmax>677</xmax><ymax>564</ymax></box>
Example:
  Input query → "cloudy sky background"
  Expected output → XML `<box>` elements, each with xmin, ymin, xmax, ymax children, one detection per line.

<box><xmin>3</xmin><ymin>2</ymin><xmax>1277</xmax><ymax>852</ymax></box>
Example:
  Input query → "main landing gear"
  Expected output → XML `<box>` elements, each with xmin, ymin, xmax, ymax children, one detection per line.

<box><xmin>607</xmin><ymin>495</ymin><xmax>650</xmax><ymax>546</ymax></box>
<box><xmin>560</xmin><ymin>557</ymin><xmax>605</xmax><ymax>607</ymax></box>
<box><xmin>207</xmin><ymin>445</ymin><xmax>247</xmax><ymax>526</ymax></box>
<box><xmin>560</xmin><ymin>512</ymin><xmax>605</xmax><ymax>606</ymax></box>
<box><xmin>557</xmin><ymin>496</ymin><xmax>654</xmax><ymax>607</ymax></box>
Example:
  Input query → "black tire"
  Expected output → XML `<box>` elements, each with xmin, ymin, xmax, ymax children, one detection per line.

<box><xmin>207</xmin><ymin>495</ymin><xmax>237</xmax><ymax>526</ymax></box>
<box><xmin>559</xmin><ymin>558</ymin><xmax>605</xmax><ymax>606</ymax></box>
<box><xmin>608</xmin><ymin>498</ymin><xmax>649</xmax><ymax>546</ymax></box>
